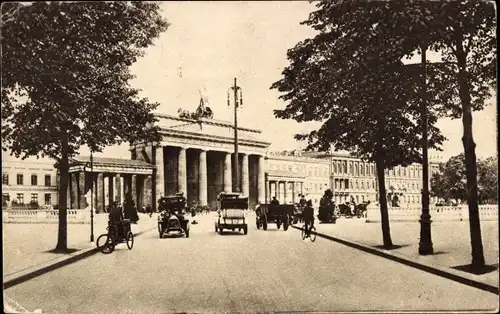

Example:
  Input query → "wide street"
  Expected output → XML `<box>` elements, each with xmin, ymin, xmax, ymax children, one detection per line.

<box><xmin>4</xmin><ymin>212</ymin><xmax>498</xmax><ymax>314</ymax></box>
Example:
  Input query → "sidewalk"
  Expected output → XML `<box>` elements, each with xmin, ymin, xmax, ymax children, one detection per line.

<box><xmin>305</xmin><ymin>218</ymin><xmax>499</xmax><ymax>290</ymax></box>
<box><xmin>3</xmin><ymin>213</ymin><xmax>157</xmax><ymax>286</ymax></box>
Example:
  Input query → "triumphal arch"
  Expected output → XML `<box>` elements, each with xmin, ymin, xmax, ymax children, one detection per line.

<box><xmin>131</xmin><ymin>114</ymin><xmax>270</xmax><ymax>210</ymax></box>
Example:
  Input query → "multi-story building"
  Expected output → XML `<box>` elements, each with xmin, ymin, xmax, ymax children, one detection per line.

<box><xmin>2</xmin><ymin>153</ymin><xmax>59</xmax><ymax>207</ymax></box>
<box><xmin>301</xmin><ymin>150</ymin><xmax>443</xmax><ymax>206</ymax></box>
<box><xmin>265</xmin><ymin>151</ymin><xmax>329</xmax><ymax>205</ymax></box>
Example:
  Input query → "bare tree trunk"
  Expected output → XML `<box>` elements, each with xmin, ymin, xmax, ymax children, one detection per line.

<box><xmin>55</xmin><ymin>134</ymin><xmax>69</xmax><ymax>252</ymax></box>
<box><xmin>457</xmin><ymin>44</ymin><xmax>485</xmax><ymax>268</ymax></box>
<box><xmin>375</xmin><ymin>157</ymin><xmax>393</xmax><ymax>248</ymax></box>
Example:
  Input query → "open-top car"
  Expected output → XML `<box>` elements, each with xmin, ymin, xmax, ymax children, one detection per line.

<box><xmin>215</xmin><ymin>192</ymin><xmax>248</xmax><ymax>235</ymax></box>
<box><xmin>255</xmin><ymin>203</ymin><xmax>294</xmax><ymax>231</ymax></box>
<box><xmin>157</xmin><ymin>192</ymin><xmax>190</xmax><ymax>238</ymax></box>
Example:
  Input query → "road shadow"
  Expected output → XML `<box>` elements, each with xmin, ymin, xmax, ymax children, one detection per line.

<box><xmin>44</xmin><ymin>248</ymin><xmax>80</xmax><ymax>254</ymax></box>
<box><xmin>372</xmin><ymin>244</ymin><xmax>411</xmax><ymax>251</ymax></box>
<box><xmin>452</xmin><ymin>263</ymin><xmax>499</xmax><ymax>275</ymax></box>
<box><xmin>218</xmin><ymin>231</ymin><xmax>246</xmax><ymax>236</ymax></box>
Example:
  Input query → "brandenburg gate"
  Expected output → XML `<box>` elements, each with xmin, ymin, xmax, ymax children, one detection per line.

<box><xmin>133</xmin><ymin>114</ymin><xmax>270</xmax><ymax>210</ymax></box>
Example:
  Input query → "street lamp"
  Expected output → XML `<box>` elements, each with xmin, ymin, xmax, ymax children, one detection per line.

<box><xmin>90</xmin><ymin>151</ymin><xmax>94</xmax><ymax>242</ymax></box>
<box><xmin>227</xmin><ymin>78</ymin><xmax>243</xmax><ymax>193</ymax></box>
<box><xmin>84</xmin><ymin>152</ymin><xmax>95</xmax><ymax>242</ymax></box>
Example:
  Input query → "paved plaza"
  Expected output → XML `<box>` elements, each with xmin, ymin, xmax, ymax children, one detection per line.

<box><xmin>3</xmin><ymin>213</ymin><xmax>499</xmax><ymax>313</ymax></box>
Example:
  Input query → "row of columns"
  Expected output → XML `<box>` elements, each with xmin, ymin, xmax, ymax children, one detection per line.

<box><xmin>68</xmin><ymin>171</ymin><xmax>151</xmax><ymax>211</ymax></box>
<box><xmin>155</xmin><ymin>146</ymin><xmax>265</xmax><ymax>209</ymax></box>
<box><xmin>268</xmin><ymin>180</ymin><xmax>304</xmax><ymax>204</ymax></box>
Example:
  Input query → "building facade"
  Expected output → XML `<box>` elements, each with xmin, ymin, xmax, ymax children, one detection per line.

<box><xmin>2</xmin><ymin>154</ymin><xmax>59</xmax><ymax>207</ymax></box>
<box><xmin>2</xmin><ymin>114</ymin><xmax>443</xmax><ymax>210</ymax></box>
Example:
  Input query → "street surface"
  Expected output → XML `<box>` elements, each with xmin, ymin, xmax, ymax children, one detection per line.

<box><xmin>5</xmin><ymin>212</ymin><xmax>499</xmax><ymax>313</ymax></box>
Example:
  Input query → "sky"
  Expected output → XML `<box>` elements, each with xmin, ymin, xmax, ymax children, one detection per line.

<box><xmin>76</xmin><ymin>1</ymin><xmax>496</xmax><ymax>162</ymax></box>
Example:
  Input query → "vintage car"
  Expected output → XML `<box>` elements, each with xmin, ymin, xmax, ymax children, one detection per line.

<box><xmin>255</xmin><ymin>203</ymin><xmax>294</xmax><ymax>231</ymax></box>
<box><xmin>157</xmin><ymin>193</ymin><xmax>190</xmax><ymax>238</ymax></box>
<box><xmin>214</xmin><ymin>192</ymin><xmax>248</xmax><ymax>235</ymax></box>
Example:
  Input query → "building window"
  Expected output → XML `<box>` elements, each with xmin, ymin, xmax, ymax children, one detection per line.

<box><xmin>372</xmin><ymin>181</ymin><xmax>375</xmax><ymax>189</ymax></box>
<box><xmin>2</xmin><ymin>193</ymin><xmax>10</xmax><ymax>205</ymax></box>
<box><xmin>45</xmin><ymin>175</ymin><xmax>51</xmax><ymax>186</ymax></box>
<box><xmin>361</xmin><ymin>181</ymin><xmax>364</xmax><ymax>189</ymax></box>
<box><xmin>45</xmin><ymin>193</ymin><xmax>52</xmax><ymax>205</ymax></box>
<box><xmin>355</xmin><ymin>180</ymin><xmax>359</xmax><ymax>189</ymax></box>
<box><xmin>16</xmin><ymin>174</ymin><xmax>24</xmax><ymax>185</ymax></box>
<box><xmin>371</xmin><ymin>165</ymin><xmax>374</xmax><ymax>175</ymax></box>
<box><xmin>360</xmin><ymin>164</ymin><xmax>364</xmax><ymax>176</ymax></box>
<box><xmin>2</xmin><ymin>174</ymin><xmax>8</xmax><ymax>185</ymax></box>
<box><xmin>16</xmin><ymin>193</ymin><xmax>24</xmax><ymax>204</ymax></box>
<box><xmin>343</xmin><ymin>161</ymin><xmax>347</xmax><ymax>174</ymax></box>
<box><xmin>31</xmin><ymin>193</ymin><xmax>38</xmax><ymax>203</ymax></box>
<box><xmin>31</xmin><ymin>174</ymin><xmax>38</xmax><ymax>186</ymax></box>
<box><xmin>333</xmin><ymin>163</ymin><xmax>337</xmax><ymax>173</ymax></box>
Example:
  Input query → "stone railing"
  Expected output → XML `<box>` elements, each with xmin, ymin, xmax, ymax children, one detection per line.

<box><xmin>366</xmin><ymin>205</ymin><xmax>498</xmax><ymax>223</ymax></box>
<box><xmin>3</xmin><ymin>209</ymin><xmax>91</xmax><ymax>224</ymax></box>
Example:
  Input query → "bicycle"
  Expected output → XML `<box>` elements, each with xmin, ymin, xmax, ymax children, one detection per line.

<box><xmin>96</xmin><ymin>219</ymin><xmax>134</xmax><ymax>254</ymax></box>
<box><xmin>301</xmin><ymin>222</ymin><xmax>316</xmax><ymax>242</ymax></box>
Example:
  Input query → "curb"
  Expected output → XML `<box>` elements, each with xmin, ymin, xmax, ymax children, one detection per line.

<box><xmin>291</xmin><ymin>225</ymin><xmax>499</xmax><ymax>295</ymax></box>
<box><xmin>4</xmin><ymin>226</ymin><xmax>156</xmax><ymax>290</ymax></box>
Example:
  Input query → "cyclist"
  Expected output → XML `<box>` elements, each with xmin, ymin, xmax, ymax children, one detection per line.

<box><xmin>108</xmin><ymin>201</ymin><xmax>125</xmax><ymax>239</ymax></box>
<box><xmin>303</xmin><ymin>199</ymin><xmax>314</xmax><ymax>238</ymax></box>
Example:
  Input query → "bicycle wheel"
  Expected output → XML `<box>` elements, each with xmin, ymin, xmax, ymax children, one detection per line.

<box><xmin>301</xmin><ymin>225</ymin><xmax>306</xmax><ymax>240</ymax></box>
<box><xmin>97</xmin><ymin>234</ymin><xmax>115</xmax><ymax>254</ymax></box>
<box><xmin>309</xmin><ymin>226</ymin><xmax>317</xmax><ymax>242</ymax></box>
<box><xmin>126</xmin><ymin>231</ymin><xmax>134</xmax><ymax>250</ymax></box>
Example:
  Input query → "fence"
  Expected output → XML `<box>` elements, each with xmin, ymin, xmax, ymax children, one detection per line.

<box><xmin>2</xmin><ymin>209</ymin><xmax>91</xmax><ymax>224</ymax></box>
<box><xmin>366</xmin><ymin>205</ymin><xmax>498</xmax><ymax>223</ymax></box>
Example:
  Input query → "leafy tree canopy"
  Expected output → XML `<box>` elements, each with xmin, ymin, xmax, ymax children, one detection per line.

<box><xmin>1</xmin><ymin>1</ymin><xmax>169</xmax><ymax>160</ymax></box>
<box><xmin>431</xmin><ymin>154</ymin><xmax>498</xmax><ymax>204</ymax></box>
<box><xmin>270</xmin><ymin>0</ymin><xmax>446</xmax><ymax>169</ymax></box>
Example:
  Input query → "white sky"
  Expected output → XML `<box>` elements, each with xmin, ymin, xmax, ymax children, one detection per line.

<box><xmin>76</xmin><ymin>1</ymin><xmax>496</xmax><ymax>161</ymax></box>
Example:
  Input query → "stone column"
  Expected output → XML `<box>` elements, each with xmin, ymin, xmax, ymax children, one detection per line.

<box><xmin>92</xmin><ymin>174</ymin><xmax>97</xmax><ymax>210</ymax></box>
<box><xmin>257</xmin><ymin>156</ymin><xmax>265</xmax><ymax>203</ymax></box>
<box><xmin>283</xmin><ymin>181</ymin><xmax>288</xmax><ymax>204</ymax></box>
<box><xmin>291</xmin><ymin>182</ymin><xmax>295</xmax><ymax>203</ymax></box>
<box><xmin>178</xmin><ymin>147</ymin><xmax>187</xmax><ymax>194</ymax></box>
<box><xmin>108</xmin><ymin>175</ymin><xmax>114</xmax><ymax>208</ymax></box>
<box><xmin>67</xmin><ymin>177</ymin><xmax>71</xmax><ymax>209</ymax></box>
<box><xmin>241</xmin><ymin>154</ymin><xmax>249</xmax><ymax>197</ymax></box>
<box><xmin>97</xmin><ymin>173</ymin><xmax>104</xmax><ymax>213</ymax></box>
<box><xmin>144</xmin><ymin>175</ymin><xmax>153</xmax><ymax>211</ymax></box>
<box><xmin>131</xmin><ymin>175</ymin><xmax>138</xmax><ymax>207</ymax></box>
<box><xmin>78</xmin><ymin>171</ymin><xmax>86</xmax><ymax>209</ymax></box>
<box><xmin>276</xmin><ymin>181</ymin><xmax>281</xmax><ymax>203</ymax></box>
<box><xmin>155</xmin><ymin>146</ymin><xmax>165</xmax><ymax>198</ymax></box>
<box><xmin>115</xmin><ymin>174</ymin><xmax>121</xmax><ymax>204</ymax></box>
<box><xmin>199</xmin><ymin>150</ymin><xmax>208</xmax><ymax>206</ymax></box>
<box><xmin>224</xmin><ymin>152</ymin><xmax>232</xmax><ymax>192</ymax></box>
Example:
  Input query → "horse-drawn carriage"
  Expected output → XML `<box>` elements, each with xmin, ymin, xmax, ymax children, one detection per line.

<box><xmin>157</xmin><ymin>193</ymin><xmax>190</xmax><ymax>238</ymax></box>
<box><xmin>255</xmin><ymin>203</ymin><xmax>294</xmax><ymax>231</ymax></box>
<box><xmin>338</xmin><ymin>202</ymin><xmax>367</xmax><ymax>218</ymax></box>
<box><xmin>215</xmin><ymin>192</ymin><xmax>248</xmax><ymax>235</ymax></box>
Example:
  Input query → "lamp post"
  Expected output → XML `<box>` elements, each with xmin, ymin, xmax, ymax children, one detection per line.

<box><xmin>404</xmin><ymin>48</ymin><xmax>452</xmax><ymax>255</ymax></box>
<box><xmin>417</xmin><ymin>43</ymin><xmax>433</xmax><ymax>255</ymax></box>
<box><xmin>90</xmin><ymin>151</ymin><xmax>94</xmax><ymax>242</ymax></box>
<box><xmin>227</xmin><ymin>78</ymin><xmax>243</xmax><ymax>193</ymax></box>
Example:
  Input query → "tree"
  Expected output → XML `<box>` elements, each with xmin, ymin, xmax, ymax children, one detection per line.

<box><xmin>430</xmin><ymin>154</ymin><xmax>468</xmax><ymax>203</ymax></box>
<box><xmin>477</xmin><ymin>156</ymin><xmax>498</xmax><ymax>204</ymax></box>
<box><xmin>1</xmin><ymin>2</ymin><xmax>168</xmax><ymax>252</ymax></box>
<box><xmin>351</xmin><ymin>0</ymin><xmax>496</xmax><ymax>268</ymax></box>
<box><xmin>270</xmin><ymin>2</ymin><xmax>445</xmax><ymax>248</ymax></box>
